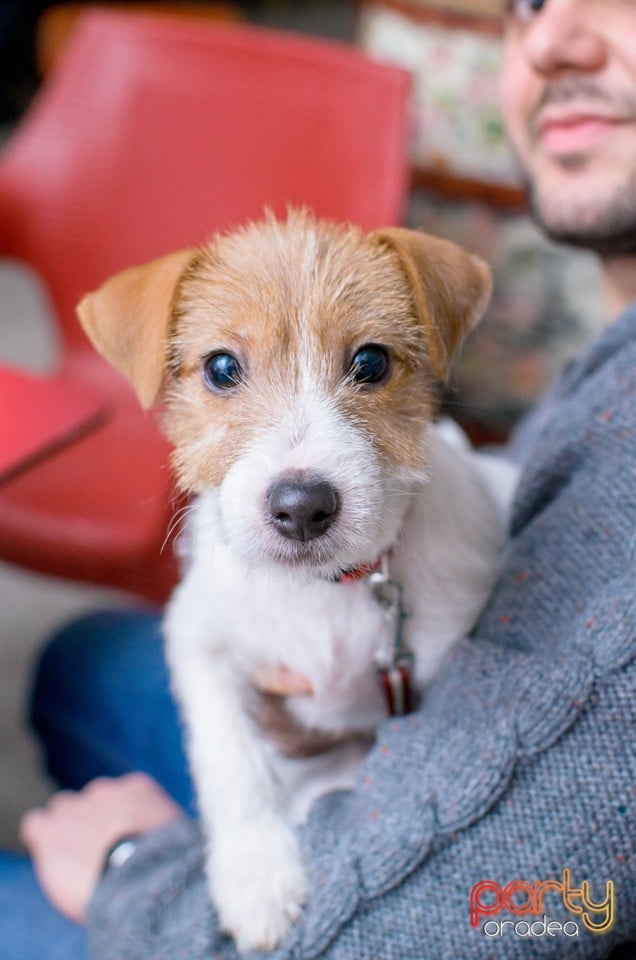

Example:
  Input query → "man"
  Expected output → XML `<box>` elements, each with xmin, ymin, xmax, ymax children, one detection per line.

<box><xmin>500</xmin><ymin>0</ymin><xmax>636</xmax><ymax>314</ymax></box>
<box><xmin>5</xmin><ymin>1</ymin><xmax>636</xmax><ymax>956</ymax></box>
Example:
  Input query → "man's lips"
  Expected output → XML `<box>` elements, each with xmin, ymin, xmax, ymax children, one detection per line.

<box><xmin>534</xmin><ymin>107</ymin><xmax>631</xmax><ymax>155</ymax></box>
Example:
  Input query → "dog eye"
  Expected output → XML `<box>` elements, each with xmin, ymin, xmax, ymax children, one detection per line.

<box><xmin>349</xmin><ymin>345</ymin><xmax>390</xmax><ymax>385</ymax></box>
<box><xmin>202</xmin><ymin>352</ymin><xmax>243</xmax><ymax>391</ymax></box>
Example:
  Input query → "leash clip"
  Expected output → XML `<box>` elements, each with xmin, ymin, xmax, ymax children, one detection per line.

<box><xmin>368</xmin><ymin>556</ymin><xmax>415</xmax><ymax>716</ymax></box>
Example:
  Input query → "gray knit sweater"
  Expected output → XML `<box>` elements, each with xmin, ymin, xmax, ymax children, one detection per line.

<box><xmin>89</xmin><ymin>305</ymin><xmax>636</xmax><ymax>959</ymax></box>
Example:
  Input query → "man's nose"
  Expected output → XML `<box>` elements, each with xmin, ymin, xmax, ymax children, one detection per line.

<box><xmin>520</xmin><ymin>0</ymin><xmax>607</xmax><ymax>76</ymax></box>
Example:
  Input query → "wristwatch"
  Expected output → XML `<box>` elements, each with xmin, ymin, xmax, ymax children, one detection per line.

<box><xmin>101</xmin><ymin>834</ymin><xmax>140</xmax><ymax>875</ymax></box>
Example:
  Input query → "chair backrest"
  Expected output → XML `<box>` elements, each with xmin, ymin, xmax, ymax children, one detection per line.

<box><xmin>36</xmin><ymin>2</ymin><xmax>243</xmax><ymax>75</ymax></box>
<box><xmin>0</xmin><ymin>10</ymin><xmax>410</xmax><ymax>354</ymax></box>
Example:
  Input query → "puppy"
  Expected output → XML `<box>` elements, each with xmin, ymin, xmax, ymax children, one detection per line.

<box><xmin>78</xmin><ymin>211</ymin><xmax>512</xmax><ymax>952</ymax></box>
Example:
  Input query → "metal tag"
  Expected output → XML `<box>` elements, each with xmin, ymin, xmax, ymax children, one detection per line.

<box><xmin>368</xmin><ymin>562</ymin><xmax>416</xmax><ymax>716</ymax></box>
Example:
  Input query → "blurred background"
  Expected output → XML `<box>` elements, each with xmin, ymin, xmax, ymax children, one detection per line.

<box><xmin>0</xmin><ymin>0</ymin><xmax>603</xmax><ymax>849</ymax></box>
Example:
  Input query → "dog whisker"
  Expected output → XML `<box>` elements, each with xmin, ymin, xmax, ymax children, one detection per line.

<box><xmin>161</xmin><ymin>503</ymin><xmax>197</xmax><ymax>555</ymax></box>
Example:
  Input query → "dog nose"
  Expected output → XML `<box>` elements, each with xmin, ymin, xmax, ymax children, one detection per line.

<box><xmin>266</xmin><ymin>477</ymin><xmax>339</xmax><ymax>541</ymax></box>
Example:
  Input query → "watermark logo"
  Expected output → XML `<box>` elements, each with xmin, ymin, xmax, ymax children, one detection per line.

<box><xmin>470</xmin><ymin>868</ymin><xmax>615</xmax><ymax>939</ymax></box>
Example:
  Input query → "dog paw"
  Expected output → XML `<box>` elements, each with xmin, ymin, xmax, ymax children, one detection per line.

<box><xmin>210</xmin><ymin>816</ymin><xmax>307</xmax><ymax>952</ymax></box>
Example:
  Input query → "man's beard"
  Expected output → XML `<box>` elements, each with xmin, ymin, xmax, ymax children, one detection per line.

<box><xmin>522</xmin><ymin>77</ymin><xmax>636</xmax><ymax>257</ymax></box>
<box><xmin>526</xmin><ymin>167</ymin><xmax>636</xmax><ymax>257</ymax></box>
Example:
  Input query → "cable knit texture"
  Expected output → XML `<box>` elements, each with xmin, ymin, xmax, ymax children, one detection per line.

<box><xmin>89</xmin><ymin>306</ymin><xmax>636</xmax><ymax>959</ymax></box>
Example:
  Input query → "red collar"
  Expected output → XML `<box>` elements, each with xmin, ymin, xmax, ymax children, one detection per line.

<box><xmin>332</xmin><ymin>557</ymin><xmax>382</xmax><ymax>584</ymax></box>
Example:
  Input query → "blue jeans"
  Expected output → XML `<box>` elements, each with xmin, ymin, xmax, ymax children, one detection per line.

<box><xmin>0</xmin><ymin>852</ymin><xmax>88</xmax><ymax>960</ymax></box>
<box><xmin>1</xmin><ymin>609</ymin><xmax>192</xmax><ymax>960</ymax></box>
<box><xmin>30</xmin><ymin>609</ymin><xmax>195</xmax><ymax>813</ymax></box>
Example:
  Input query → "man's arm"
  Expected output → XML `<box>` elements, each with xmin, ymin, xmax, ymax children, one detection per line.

<box><xmin>83</xmin><ymin>648</ymin><xmax>635</xmax><ymax>960</ymax></box>
<box><xmin>20</xmin><ymin>773</ymin><xmax>182</xmax><ymax>924</ymax></box>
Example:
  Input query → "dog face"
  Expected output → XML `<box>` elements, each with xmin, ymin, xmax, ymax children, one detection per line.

<box><xmin>78</xmin><ymin>212</ymin><xmax>491</xmax><ymax>578</ymax></box>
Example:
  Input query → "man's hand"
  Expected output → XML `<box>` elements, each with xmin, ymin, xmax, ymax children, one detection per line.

<box><xmin>20</xmin><ymin>667</ymin><xmax>310</xmax><ymax>924</ymax></box>
<box><xmin>20</xmin><ymin>772</ymin><xmax>182</xmax><ymax>924</ymax></box>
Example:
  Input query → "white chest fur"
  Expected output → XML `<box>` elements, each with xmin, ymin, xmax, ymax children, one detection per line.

<box><xmin>162</xmin><ymin>425</ymin><xmax>514</xmax><ymax>952</ymax></box>
<box><xmin>165</xmin><ymin>427</ymin><xmax>510</xmax><ymax>740</ymax></box>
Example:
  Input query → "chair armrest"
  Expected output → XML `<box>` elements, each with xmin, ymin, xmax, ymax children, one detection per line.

<box><xmin>0</xmin><ymin>363</ymin><xmax>108</xmax><ymax>483</ymax></box>
<box><xmin>0</xmin><ymin>165</ymin><xmax>22</xmax><ymax>260</ymax></box>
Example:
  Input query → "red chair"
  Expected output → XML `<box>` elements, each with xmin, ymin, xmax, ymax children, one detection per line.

<box><xmin>0</xmin><ymin>9</ymin><xmax>410</xmax><ymax>602</ymax></box>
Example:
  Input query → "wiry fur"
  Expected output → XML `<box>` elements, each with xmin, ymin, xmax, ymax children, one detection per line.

<box><xmin>77</xmin><ymin>211</ymin><xmax>516</xmax><ymax>953</ymax></box>
<box><xmin>164</xmin><ymin>215</ymin><xmax>436</xmax><ymax>492</ymax></box>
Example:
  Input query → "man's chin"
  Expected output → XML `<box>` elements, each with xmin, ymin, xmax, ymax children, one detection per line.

<box><xmin>528</xmin><ymin>171</ymin><xmax>636</xmax><ymax>257</ymax></box>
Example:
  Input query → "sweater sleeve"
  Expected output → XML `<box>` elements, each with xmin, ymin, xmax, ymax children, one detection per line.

<box><xmin>88</xmin><ymin>310</ymin><xmax>636</xmax><ymax>960</ymax></box>
<box><xmin>88</xmin><ymin>818</ymin><xmax>218</xmax><ymax>958</ymax></box>
<box><xmin>88</xmin><ymin>655</ymin><xmax>636</xmax><ymax>959</ymax></box>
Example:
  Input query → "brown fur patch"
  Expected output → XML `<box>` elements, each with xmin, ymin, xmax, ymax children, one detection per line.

<box><xmin>162</xmin><ymin>212</ymin><xmax>439</xmax><ymax>493</ymax></box>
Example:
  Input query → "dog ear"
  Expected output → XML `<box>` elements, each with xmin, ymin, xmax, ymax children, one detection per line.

<box><xmin>77</xmin><ymin>248</ymin><xmax>197</xmax><ymax>408</ymax></box>
<box><xmin>371</xmin><ymin>228</ymin><xmax>492</xmax><ymax>381</ymax></box>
